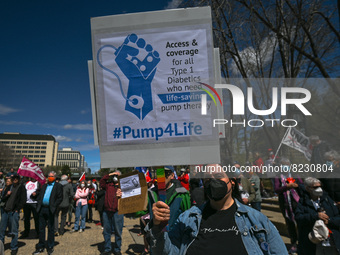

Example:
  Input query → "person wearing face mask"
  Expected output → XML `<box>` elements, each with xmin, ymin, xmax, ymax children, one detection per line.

<box><xmin>274</xmin><ymin>157</ymin><xmax>303</xmax><ymax>255</ymax></box>
<box><xmin>320</xmin><ymin>151</ymin><xmax>340</xmax><ymax>210</ymax></box>
<box><xmin>234</xmin><ymin>162</ymin><xmax>255</xmax><ymax>206</ymax></box>
<box><xmin>150</xmin><ymin>164</ymin><xmax>287</xmax><ymax>255</ymax></box>
<box><xmin>54</xmin><ymin>175</ymin><xmax>73</xmax><ymax>236</ymax></box>
<box><xmin>70</xmin><ymin>180</ymin><xmax>89</xmax><ymax>233</ymax></box>
<box><xmin>100</xmin><ymin>170</ymin><xmax>124</xmax><ymax>255</ymax></box>
<box><xmin>86</xmin><ymin>180</ymin><xmax>96</xmax><ymax>223</ymax></box>
<box><xmin>33</xmin><ymin>171</ymin><xmax>63</xmax><ymax>255</ymax></box>
<box><xmin>295</xmin><ymin>177</ymin><xmax>340</xmax><ymax>255</ymax></box>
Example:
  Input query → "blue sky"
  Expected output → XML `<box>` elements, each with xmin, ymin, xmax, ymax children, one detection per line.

<box><xmin>0</xmin><ymin>0</ymin><xmax>179</xmax><ymax>173</ymax></box>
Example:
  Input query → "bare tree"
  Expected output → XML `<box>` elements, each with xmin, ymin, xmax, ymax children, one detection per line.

<box><xmin>176</xmin><ymin>0</ymin><xmax>339</xmax><ymax>161</ymax></box>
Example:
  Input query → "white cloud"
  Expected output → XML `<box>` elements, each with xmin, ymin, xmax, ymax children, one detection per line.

<box><xmin>0</xmin><ymin>120</ymin><xmax>33</xmax><ymax>126</ymax></box>
<box><xmin>80</xmin><ymin>110</ymin><xmax>89</xmax><ymax>115</ymax></box>
<box><xmin>165</xmin><ymin>0</ymin><xmax>182</xmax><ymax>9</ymax></box>
<box><xmin>63</xmin><ymin>124</ymin><xmax>93</xmax><ymax>131</ymax></box>
<box><xmin>231</xmin><ymin>34</ymin><xmax>277</xmax><ymax>76</ymax></box>
<box><xmin>55</xmin><ymin>135</ymin><xmax>73</xmax><ymax>142</ymax></box>
<box><xmin>0</xmin><ymin>104</ymin><xmax>20</xmax><ymax>115</ymax></box>
<box><xmin>72</xmin><ymin>144</ymin><xmax>98</xmax><ymax>151</ymax></box>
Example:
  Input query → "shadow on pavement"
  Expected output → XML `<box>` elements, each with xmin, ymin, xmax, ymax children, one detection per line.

<box><xmin>4</xmin><ymin>240</ymin><xmax>26</xmax><ymax>250</ymax></box>
<box><xmin>124</xmin><ymin>243</ymin><xmax>144</xmax><ymax>254</ymax></box>
<box><xmin>91</xmin><ymin>241</ymin><xmax>105</xmax><ymax>253</ymax></box>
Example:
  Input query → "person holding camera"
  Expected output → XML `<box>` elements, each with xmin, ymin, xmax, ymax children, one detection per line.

<box><xmin>100</xmin><ymin>171</ymin><xmax>124</xmax><ymax>255</ymax></box>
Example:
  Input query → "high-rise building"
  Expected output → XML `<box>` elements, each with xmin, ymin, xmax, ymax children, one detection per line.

<box><xmin>57</xmin><ymin>148</ymin><xmax>86</xmax><ymax>172</ymax></box>
<box><xmin>0</xmin><ymin>132</ymin><xmax>59</xmax><ymax>168</ymax></box>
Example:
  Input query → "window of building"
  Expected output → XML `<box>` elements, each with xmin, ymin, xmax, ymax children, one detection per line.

<box><xmin>28</xmin><ymin>155</ymin><xmax>33</xmax><ymax>158</ymax></box>
<box><xmin>41</xmin><ymin>155</ymin><xmax>45</xmax><ymax>158</ymax></box>
<box><xmin>23</xmin><ymin>142</ymin><xmax>29</xmax><ymax>144</ymax></box>
<box><xmin>40</xmin><ymin>159</ymin><xmax>45</xmax><ymax>162</ymax></box>
<box><xmin>29</xmin><ymin>146</ymin><xmax>34</xmax><ymax>149</ymax></box>
<box><xmin>10</xmin><ymin>146</ymin><xmax>15</xmax><ymax>149</ymax></box>
<box><xmin>29</xmin><ymin>142</ymin><xmax>35</xmax><ymax>144</ymax></box>
<box><xmin>2</xmin><ymin>141</ymin><xmax>9</xmax><ymax>144</ymax></box>
<box><xmin>23</xmin><ymin>146</ymin><xmax>28</xmax><ymax>149</ymax></box>
<box><xmin>34</xmin><ymin>155</ymin><xmax>39</xmax><ymax>158</ymax></box>
<box><xmin>17</xmin><ymin>146</ymin><xmax>22</xmax><ymax>149</ymax></box>
<box><xmin>16</xmin><ymin>150</ymin><xmax>21</xmax><ymax>153</ymax></box>
<box><xmin>41</xmin><ymin>151</ymin><xmax>46</xmax><ymax>154</ymax></box>
<box><xmin>28</xmin><ymin>150</ymin><xmax>34</xmax><ymax>153</ymax></box>
<box><xmin>10</xmin><ymin>141</ymin><xmax>16</xmax><ymax>144</ymax></box>
<box><xmin>22</xmin><ymin>150</ymin><xmax>27</xmax><ymax>153</ymax></box>
<box><xmin>17</xmin><ymin>141</ymin><xmax>22</xmax><ymax>144</ymax></box>
<box><xmin>42</xmin><ymin>142</ymin><xmax>47</xmax><ymax>145</ymax></box>
<box><xmin>36</xmin><ymin>146</ymin><xmax>40</xmax><ymax>149</ymax></box>
<box><xmin>35</xmin><ymin>151</ymin><xmax>40</xmax><ymax>154</ymax></box>
<box><xmin>36</xmin><ymin>142</ymin><xmax>41</xmax><ymax>145</ymax></box>
<box><xmin>41</xmin><ymin>146</ymin><xmax>46</xmax><ymax>149</ymax></box>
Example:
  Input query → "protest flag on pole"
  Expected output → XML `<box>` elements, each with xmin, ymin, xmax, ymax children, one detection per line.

<box><xmin>281</xmin><ymin>127</ymin><xmax>312</xmax><ymax>161</ymax></box>
<box><xmin>79</xmin><ymin>172</ymin><xmax>86</xmax><ymax>182</ymax></box>
<box><xmin>17</xmin><ymin>156</ymin><xmax>46</xmax><ymax>185</ymax></box>
<box><xmin>135</xmin><ymin>167</ymin><xmax>147</xmax><ymax>175</ymax></box>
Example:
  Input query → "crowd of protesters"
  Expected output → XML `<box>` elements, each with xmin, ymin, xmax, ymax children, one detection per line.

<box><xmin>0</xmin><ymin>135</ymin><xmax>339</xmax><ymax>254</ymax></box>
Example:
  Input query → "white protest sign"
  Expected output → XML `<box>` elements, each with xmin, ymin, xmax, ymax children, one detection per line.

<box><xmin>90</xmin><ymin>7</ymin><xmax>220</xmax><ymax>167</ymax></box>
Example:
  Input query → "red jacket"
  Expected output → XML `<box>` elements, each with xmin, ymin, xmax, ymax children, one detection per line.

<box><xmin>178</xmin><ymin>173</ymin><xmax>190</xmax><ymax>190</ymax></box>
<box><xmin>100</xmin><ymin>175</ymin><xmax>118</xmax><ymax>213</ymax></box>
<box><xmin>254</xmin><ymin>158</ymin><xmax>264</xmax><ymax>173</ymax></box>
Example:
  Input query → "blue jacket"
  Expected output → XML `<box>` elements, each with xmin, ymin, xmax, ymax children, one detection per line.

<box><xmin>150</xmin><ymin>199</ymin><xmax>288</xmax><ymax>255</ymax></box>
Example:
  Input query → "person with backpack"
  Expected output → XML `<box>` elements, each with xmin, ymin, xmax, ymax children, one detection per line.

<box><xmin>147</xmin><ymin>166</ymin><xmax>191</xmax><ymax>230</ymax></box>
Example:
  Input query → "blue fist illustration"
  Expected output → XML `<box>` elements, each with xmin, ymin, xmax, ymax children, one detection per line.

<box><xmin>115</xmin><ymin>34</ymin><xmax>160</xmax><ymax>120</ymax></box>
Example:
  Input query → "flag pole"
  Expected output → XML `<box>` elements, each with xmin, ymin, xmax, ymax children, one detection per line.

<box><xmin>274</xmin><ymin>127</ymin><xmax>291</xmax><ymax>162</ymax></box>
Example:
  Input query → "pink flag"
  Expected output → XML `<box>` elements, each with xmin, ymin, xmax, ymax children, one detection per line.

<box><xmin>17</xmin><ymin>157</ymin><xmax>46</xmax><ymax>185</ymax></box>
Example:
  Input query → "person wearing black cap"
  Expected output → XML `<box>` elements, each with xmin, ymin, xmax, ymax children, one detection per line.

<box><xmin>0</xmin><ymin>174</ymin><xmax>26</xmax><ymax>255</ymax></box>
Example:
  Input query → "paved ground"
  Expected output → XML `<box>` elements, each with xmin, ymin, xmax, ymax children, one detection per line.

<box><xmin>3</xmin><ymin>211</ymin><xmax>144</xmax><ymax>255</ymax></box>
<box><xmin>3</xmin><ymin>208</ymin><xmax>291</xmax><ymax>255</ymax></box>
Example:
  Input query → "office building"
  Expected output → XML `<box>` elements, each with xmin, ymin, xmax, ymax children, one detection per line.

<box><xmin>57</xmin><ymin>148</ymin><xmax>87</xmax><ymax>172</ymax></box>
<box><xmin>0</xmin><ymin>132</ymin><xmax>59</xmax><ymax>168</ymax></box>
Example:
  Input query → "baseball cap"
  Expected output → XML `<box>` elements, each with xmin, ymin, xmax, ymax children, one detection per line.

<box><xmin>164</xmin><ymin>166</ymin><xmax>175</xmax><ymax>172</ymax></box>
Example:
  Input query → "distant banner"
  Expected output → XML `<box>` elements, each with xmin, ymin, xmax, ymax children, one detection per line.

<box><xmin>282</xmin><ymin>127</ymin><xmax>312</xmax><ymax>161</ymax></box>
<box><xmin>17</xmin><ymin>157</ymin><xmax>46</xmax><ymax>185</ymax></box>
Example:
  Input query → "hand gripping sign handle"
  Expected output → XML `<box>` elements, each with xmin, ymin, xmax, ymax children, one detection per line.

<box><xmin>156</xmin><ymin>167</ymin><xmax>169</xmax><ymax>232</ymax></box>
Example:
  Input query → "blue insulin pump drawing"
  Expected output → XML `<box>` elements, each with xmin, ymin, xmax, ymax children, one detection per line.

<box><xmin>97</xmin><ymin>33</ymin><xmax>161</xmax><ymax>120</ymax></box>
